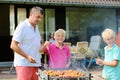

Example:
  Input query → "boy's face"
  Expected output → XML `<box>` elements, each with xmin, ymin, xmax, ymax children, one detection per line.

<box><xmin>103</xmin><ymin>37</ymin><xmax>115</xmax><ymax>45</ymax></box>
<box><xmin>54</xmin><ymin>33</ymin><xmax>65</xmax><ymax>43</ymax></box>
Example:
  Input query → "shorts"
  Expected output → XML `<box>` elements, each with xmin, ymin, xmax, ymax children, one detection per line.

<box><xmin>15</xmin><ymin>66</ymin><xmax>38</xmax><ymax>80</ymax></box>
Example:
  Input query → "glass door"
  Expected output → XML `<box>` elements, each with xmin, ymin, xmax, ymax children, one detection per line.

<box><xmin>17</xmin><ymin>8</ymin><xmax>26</xmax><ymax>24</ymax></box>
<box><xmin>45</xmin><ymin>9</ymin><xmax>55</xmax><ymax>41</ymax></box>
<box><xmin>15</xmin><ymin>6</ymin><xmax>44</xmax><ymax>42</ymax></box>
<box><xmin>13</xmin><ymin>6</ymin><xmax>55</xmax><ymax>42</ymax></box>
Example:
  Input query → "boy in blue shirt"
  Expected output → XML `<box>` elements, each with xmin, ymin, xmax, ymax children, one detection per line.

<box><xmin>96</xmin><ymin>28</ymin><xmax>120</xmax><ymax>80</ymax></box>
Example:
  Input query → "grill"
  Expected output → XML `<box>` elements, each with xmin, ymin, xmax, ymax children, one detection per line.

<box><xmin>37</xmin><ymin>68</ymin><xmax>93</xmax><ymax>80</ymax></box>
<box><xmin>37</xmin><ymin>54</ymin><xmax>93</xmax><ymax>80</ymax></box>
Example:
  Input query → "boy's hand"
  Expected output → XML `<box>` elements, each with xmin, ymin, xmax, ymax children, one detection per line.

<box><xmin>44</xmin><ymin>41</ymin><xmax>51</xmax><ymax>47</ymax></box>
<box><xmin>96</xmin><ymin>58</ymin><xmax>103</xmax><ymax>65</ymax></box>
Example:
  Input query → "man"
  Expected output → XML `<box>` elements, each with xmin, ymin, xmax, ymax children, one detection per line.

<box><xmin>10</xmin><ymin>6</ymin><xmax>44</xmax><ymax>80</ymax></box>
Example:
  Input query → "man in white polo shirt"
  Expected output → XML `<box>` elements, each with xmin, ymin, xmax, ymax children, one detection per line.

<box><xmin>10</xmin><ymin>6</ymin><xmax>44</xmax><ymax>80</ymax></box>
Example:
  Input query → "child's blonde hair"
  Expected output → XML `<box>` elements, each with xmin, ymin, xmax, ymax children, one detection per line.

<box><xmin>54</xmin><ymin>29</ymin><xmax>66</xmax><ymax>36</ymax></box>
<box><xmin>102</xmin><ymin>28</ymin><xmax>115</xmax><ymax>40</ymax></box>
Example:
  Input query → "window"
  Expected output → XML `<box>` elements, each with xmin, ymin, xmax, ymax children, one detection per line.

<box><xmin>10</xmin><ymin>6</ymin><xmax>45</xmax><ymax>42</ymax></box>
<box><xmin>10</xmin><ymin>5</ymin><xmax>15</xmax><ymax>35</ymax></box>
<box><xmin>66</xmin><ymin>7</ymin><xmax>117</xmax><ymax>45</ymax></box>
<box><xmin>45</xmin><ymin>9</ymin><xmax>55</xmax><ymax>41</ymax></box>
<box><xmin>17</xmin><ymin>8</ymin><xmax>26</xmax><ymax>24</ymax></box>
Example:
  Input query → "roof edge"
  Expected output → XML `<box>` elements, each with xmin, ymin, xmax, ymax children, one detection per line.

<box><xmin>0</xmin><ymin>1</ymin><xmax>120</xmax><ymax>8</ymax></box>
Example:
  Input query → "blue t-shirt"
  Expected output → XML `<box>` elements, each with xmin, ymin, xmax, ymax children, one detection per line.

<box><xmin>102</xmin><ymin>44</ymin><xmax>120</xmax><ymax>80</ymax></box>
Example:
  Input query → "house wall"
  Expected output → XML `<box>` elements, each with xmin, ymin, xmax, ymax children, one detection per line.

<box><xmin>0</xmin><ymin>3</ymin><xmax>119</xmax><ymax>62</ymax></box>
<box><xmin>0</xmin><ymin>4</ymin><xmax>10</xmax><ymax>36</ymax></box>
<box><xmin>55</xmin><ymin>7</ymin><xmax>66</xmax><ymax>30</ymax></box>
<box><xmin>0</xmin><ymin>4</ymin><xmax>14</xmax><ymax>61</ymax></box>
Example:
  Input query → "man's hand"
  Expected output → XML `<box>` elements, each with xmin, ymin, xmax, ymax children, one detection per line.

<box><xmin>27</xmin><ymin>55</ymin><xmax>36</xmax><ymax>63</ymax></box>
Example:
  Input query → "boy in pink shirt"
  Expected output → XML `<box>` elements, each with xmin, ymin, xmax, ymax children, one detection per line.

<box><xmin>41</xmin><ymin>29</ymin><xmax>71</xmax><ymax>68</ymax></box>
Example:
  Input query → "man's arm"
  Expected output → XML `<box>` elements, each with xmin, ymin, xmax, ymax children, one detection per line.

<box><xmin>10</xmin><ymin>40</ymin><xmax>36</xmax><ymax>63</ymax></box>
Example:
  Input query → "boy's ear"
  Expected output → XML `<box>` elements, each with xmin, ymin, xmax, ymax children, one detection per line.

<box><xmin>54</xmin><ymin>35</ymin><xmax>55</xmax><ymax>39</ymax></box>
<box><xmin>116</xmin><ymin>32</ymin><xmax>120</xmax><ymax>47</ymax></box>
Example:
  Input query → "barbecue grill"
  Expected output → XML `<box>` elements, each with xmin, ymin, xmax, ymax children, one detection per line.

<box><xmin>37</xmin><ymin>67</ymin><xmax>93</xmax><ymax>80</ymax></box>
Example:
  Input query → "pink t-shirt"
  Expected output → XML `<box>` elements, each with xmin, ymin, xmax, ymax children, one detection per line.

<box><xmin>45</xmin><ymin>44</ymin><xmax>71</xmax><ymax>69</ymax></box>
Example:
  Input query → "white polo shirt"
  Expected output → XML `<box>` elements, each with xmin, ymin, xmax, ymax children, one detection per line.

<box><xmin>13</xmin><ymin>19</ymin><xmax>41</xmax><ymax>67</ymax></box>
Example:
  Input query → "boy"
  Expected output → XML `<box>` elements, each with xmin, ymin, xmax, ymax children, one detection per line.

<box><xmin>41</xmin><ymin>29</ymin><xmax>71</xmax><ymax>68</ymax></box>
<box><xmin>96</xmin><ymin>28</ymin><xmax>120</xmax><ymax>80</ymax></box>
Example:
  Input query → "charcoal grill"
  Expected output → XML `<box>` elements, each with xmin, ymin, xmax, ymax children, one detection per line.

<box><xmin>37</xmin><ymin>68</ymin><xmax>93</xmax><ymax>80</ymax></box>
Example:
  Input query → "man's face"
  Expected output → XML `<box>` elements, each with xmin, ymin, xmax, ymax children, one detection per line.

<box><xmin>31</xmin><ymin>12</ymin><xmax>43</xmax><ymax>26</ymax></box>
